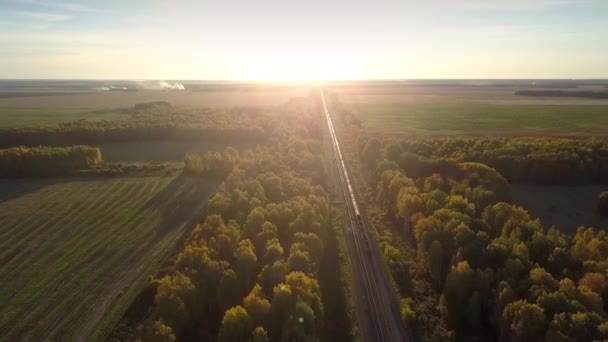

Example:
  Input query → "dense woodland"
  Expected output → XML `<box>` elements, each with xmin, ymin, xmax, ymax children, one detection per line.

<box><xmin>357</xmin><ymin>134</ymin><xmax>608</xmax><ymax>341</ymax></box>
<box><xmin>0</xmin><ymin>103</ymin><xmax>271</xmax><ymax>147</ymax></box>
<box><xmin>110</xmin><ymin>98</ymin><xmax>352</xmax><ymax>341</ymax></box>
<box><xmin>0</xmin><ymin>145</ymin><xmax>101</xmax><ymax>177</ymax></box>
<box><xmin>360</xmin><ymin>136</ymin><xmax>608</xmax><ymax>185</ymax></box>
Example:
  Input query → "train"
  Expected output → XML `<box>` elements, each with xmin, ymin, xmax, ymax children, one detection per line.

<box><xmin>322</xmin><ymin>89</ymin><xmax>371</xmax><ymax>257</ymax></box>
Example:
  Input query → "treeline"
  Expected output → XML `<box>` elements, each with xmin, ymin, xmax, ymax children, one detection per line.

<box><xmin>516</xmin><ymin>90</ymin><xmax>608</xmax><ymax>99</ymax></box>
<box><xmin>112</xmin><ymin>97</ymin><xmax>349</xmax><ymax>341</ymax></box>
<box><xmin>184</xmin><ymin>148</ymin><xmax>239</xmax><ymax>178</ymax></box>
<box><xmin>359</xmin><ymin>136</ymin><xmax>608</xmax><ymax>185</ymax></box>
<box><xmin>361</xmin><ymin>137</ymin><xmax>608</xmax><ymax>340</ymax></box>
<box><xmin>0</xmin><ymin>104</ymin><xmax>271</xmax><ymax>148</ymax></box>
<box><xmin>0</xmin><ymin>145</ymin><xmax>101</xmax><ymax>177</ymax></box>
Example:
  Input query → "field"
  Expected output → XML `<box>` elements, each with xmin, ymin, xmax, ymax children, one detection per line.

<box><xmin>0</xmin><ymin>88</ymin><xmax>306</xmax><ymax>128</ymax></box>
<box><xmin>0</xmin><ymin>175</ymin><xmax>219</xmax><ymax>341</ymax></box>
<box><xmin>511</xmin><ymin>184</ymin><xmax>608</xmax><ymax>234</ymax></box>
<box><xmin>335</xmin><ymin>84</ymin><xmax>608</xmax><ymax>136</ymax></box>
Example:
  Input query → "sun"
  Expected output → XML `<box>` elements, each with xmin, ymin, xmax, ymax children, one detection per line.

<box><xmin>234</xmin><ymin>54</ymin><xmax>363</xmax><ymax>81</ymax></box>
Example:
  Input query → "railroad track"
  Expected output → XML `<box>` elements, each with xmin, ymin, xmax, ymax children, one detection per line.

<box><xmin>321</xmin><ymin>89</ymin><xmax>410</xmax><ymax>342</ymax></box>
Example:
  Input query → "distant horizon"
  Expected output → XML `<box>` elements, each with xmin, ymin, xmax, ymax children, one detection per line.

<box><xmin>2</xmin><ymin>78</ymin><xmax>608</xmax><ymax>82</ymax></box>
<box><xmin>1</xmin><ymin>1</ymin><xmax>607</xmax><ymax>80</ymax></box>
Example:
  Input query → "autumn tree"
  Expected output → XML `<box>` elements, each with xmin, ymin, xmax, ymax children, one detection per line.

<box><xmin>217</xmin><ymin>306</ymin><xmax>253</xmax><ymax>342</ymax></box>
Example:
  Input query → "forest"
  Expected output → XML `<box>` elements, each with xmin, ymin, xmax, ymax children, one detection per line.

<box><xmin>356</xmin><ymin>133</ymin><xmax>608</xmax><ymax>341</ymax></box>
<box><xmin>360</xmin><ymin>136</ymin><xmax>608</xmax><ymax>185</ymax></box>
<box><xmin>109</xmin><ymin>98</ymin><xmax>352</xmax><ymax>341</ymax></box>
<box><xmin>0</xmin><ymin>102</ymin><xmax>270</xmax><ymax>147</ymax></box>
<box><xmin>0</xmin><ymin>145</ymin><xmax>101</xmax><ymax>177</ymax></box>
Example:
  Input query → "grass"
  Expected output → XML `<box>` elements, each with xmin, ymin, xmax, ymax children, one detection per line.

<box><xmin>0</xmin><ymin>175</ymin><xmax>218</xmax><ymax>341</ymax></box>
<box><xmin>348</xmin><ymin>102</ymin><xmax>608</xmax><ymax>135</ymax></box>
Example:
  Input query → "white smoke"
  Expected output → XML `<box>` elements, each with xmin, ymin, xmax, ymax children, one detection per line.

<box><xmin>159</xmin><ymin>81</ymin><xmax>185</xmax><ymax>90</ymax></box>
<box><xmin>135</xmin><ymin>80</ymin><xmax>185</xmax><ymax>91</ymax></box>
<box><xmin>96</xmin><ymin>85</ymin><xmax>129</xmax><ymax>91</ymax></box>
<box><xmin>96</xmin><ymin>81</ymin><xmax>186</xmax><ymax>91</ymax></box>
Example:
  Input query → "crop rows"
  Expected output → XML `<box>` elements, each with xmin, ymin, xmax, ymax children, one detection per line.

<box><xmin>0</xmin><ymin>176</ymin><xmax>216</xmax><ymax>341</ymax></box>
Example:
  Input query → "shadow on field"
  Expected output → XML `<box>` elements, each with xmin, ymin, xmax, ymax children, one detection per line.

<box><xmin>0</xmin><ymin>178</ymin><xmax>73</xmax><ymax>205</ymax></box>
<box><xmin>141</xmin><ymin>174</ymin><xmax>222</xmax><ymax>236</ymax></box>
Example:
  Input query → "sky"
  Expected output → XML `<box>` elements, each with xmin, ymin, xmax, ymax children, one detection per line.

<box><xmin>0</xmin><ymin>0</ymin><xmax>607</xmax><ymax>80</ymax></box>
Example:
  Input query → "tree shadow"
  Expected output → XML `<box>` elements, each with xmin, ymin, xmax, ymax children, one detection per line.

<box><xmin>140</xmin><ymin>174</ymin><xmax>221</xmax><ymax>237</ymax></box>
<box><xmin>319</xmin><ymin>224</ymin><xmax>353</xmax><ymax>342</ymax></box>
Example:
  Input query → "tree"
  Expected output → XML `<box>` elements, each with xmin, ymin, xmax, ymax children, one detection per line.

<box><xmin>254</xmin><ymin>222</ymin><xmax>278</xmax><ymax>258</ymax></box>
<box><xmin>288</xmin><ymin>250</ymin><xmax>312</xmax><ymax>274</ymax></box>
<box><xmin>545</xmin><ymin>312</ymin><xmax>599</xmax><ymax>342</ymax></box>
<box><xmin>287</xmin><ymin>301</ymin><xmax>316</xmax><ymax>340</ymax></box>
<box><xmin>527</xmin><ymin>267</ymin><xmax>559</xmax><ymax>301</ymax></box>
<box><xmin>243</xmin><ymin>285</ymin><xmax>271</xmax><ymax>328</ymax></box>
<box><xmin>258</xmin><ymin>260</ymin><xmax>287</xmax><ymax>295</ymax></box>
<box><xmin>217</xmin><ymin>306</ymin><xmax>253</xmax><ymax>342</ymax></box>
<box><xmin>244</xmin><ymin>207</ymin><xmax>266</xmax><ymax>239</ymax></box>
<box><xmin>400</xmin><ymin>298</ymin><xmax>416</xmax><ymax>325</ymax></box>
<box><xmin>218</xmin><ymin>269</ymin><xmax>242</xmax><ymax>312</ymax></box>
<box><xmin>136</xmin><ymin>320</ymin><xmax>176</xmax><ymax>342</ymax></box>
<box><xmin>578</xmin><ymin>272</ymin><xmax>606</xmax><ymax>294</ymax></box>
<box><xmin>263</xmin><ymin>238</ymin><xmax>284</xmax><ymax>265</ymax></box>
<box><xmin>440</xmin><ymin>261</ymin><xmax>477</xmax><ymax>334</ymax></box>
<box><xmin>293</xmin><ymin>232</ymin><xmax>323</xmax><ymax>266</ymax></box>
<box><xmin>501</xmin><ymin>300</ymin><xmax>547</xmax><ymax>342</ymax></box>
<box><xmin>154</xmin><ymin>273</ymin><xmax>194</xmax><ymax>334</ymax></box>
<box><xmin>252</xmin><ymin>326</ymin><xmax>270</xmax><ymax>342</ymax></box>
<box><xmin>235</xmin><ymin>239</ymin><xmax>258</xmax><ymax>287</ymax></box>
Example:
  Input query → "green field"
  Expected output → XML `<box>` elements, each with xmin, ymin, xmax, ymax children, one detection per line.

<box><xmin>349</xmin><ymin>102</ymin><xmax>608</xmax><ymax>135</ymax></box>
<box><xmin>0</xmin><ymin>175</ymin><xmax>218</xmax><ymax>341</ymax></box>
<box><xmin>0</xmin><ymin>88</ymin><xmax>306</xmax><ymax>129</ymax></box>
<box><xmin>0</xmin><ymin>107</ymin><xmax>124</xmax><ymax>129</ymax></box>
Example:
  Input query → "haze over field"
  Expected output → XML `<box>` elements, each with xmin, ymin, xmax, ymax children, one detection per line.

<box><xmin>1</xmin><ymin>0</ymin><xmax>607</xmax><ymax>80</ymax></box>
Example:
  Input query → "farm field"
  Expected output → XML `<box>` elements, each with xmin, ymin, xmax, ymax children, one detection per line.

<box><xmin>511</xmin><ymin>184</ymin><xmax>608</xmax><ymax>234</ymax></box>
<box><xmin>0</xmin><ymin>88</ymin><xmax>306</xmax><ymax>129</ymax></box>
<box><xmin>348</xmin><ymin>102</ymin><xmax>608</xmax><ymax>135</ymax></box>
<box><xmin>0</xmin><ymin>107</ymin><xmax>124</xmax><ymax>129</ymax></box>
<box><xmin>0</xmin><ymin>175</ymin><xmax>219</xmax><ymax>341</ymax></box>
<box><xmin>334</xmin><ymin>84</ymin><xmax>608</xmax><ymax>135</ymax></box>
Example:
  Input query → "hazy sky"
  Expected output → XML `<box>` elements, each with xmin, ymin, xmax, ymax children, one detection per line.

<box><xmin>0</xmin><ymin>0</ymin><xmax>607</xmax><ymax>80</ymax></box>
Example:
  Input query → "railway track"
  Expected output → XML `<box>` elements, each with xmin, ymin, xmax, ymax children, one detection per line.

<box><xmin>320</xmin><ymin>89</ymin><xmax>410</xmax><ymax>342</ymax></box>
